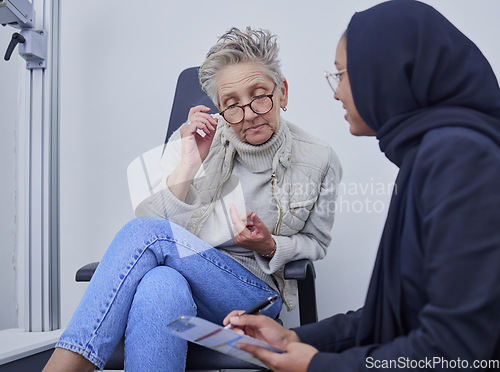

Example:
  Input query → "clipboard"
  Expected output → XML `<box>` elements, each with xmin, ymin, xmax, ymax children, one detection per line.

<box><xmin>166</xmin><ymin>315</ymin><xmax>283</xmax><ymax>368</ymax></box>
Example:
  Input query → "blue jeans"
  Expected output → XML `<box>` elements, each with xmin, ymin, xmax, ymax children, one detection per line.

<box><xmin>57</xmin><ymin>218</ymin><xmax>282</xmax><ymax>370</ymax></box>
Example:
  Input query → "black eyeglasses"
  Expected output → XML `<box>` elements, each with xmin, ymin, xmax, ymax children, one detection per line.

<box><xmin>219</xmin><ymin>85</ymin><xmax>277</xmax><ymax>124</ymax></box>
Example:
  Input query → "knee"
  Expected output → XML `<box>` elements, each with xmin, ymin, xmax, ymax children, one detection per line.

<box><xmin>114</xmin><ymin>218</ymin><xmax>175</xmax><ymax>249</ymax></box>
<box><xmin>133</xmin><ymin>266</ymin><xmax>196</xmax><ymax>317</ymax></box>
<box><xmin>120</xmin><ymin>217</ymin><xmax>167</xmax><ymax>235</ymax></box>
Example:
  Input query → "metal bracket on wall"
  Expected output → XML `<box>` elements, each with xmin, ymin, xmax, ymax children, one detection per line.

<box><xmin>1</xmin><ymin>0</ymin><xmax>47</xmax><ymax>69</ymax></box>
<box><xmin>4</xmin><ymin>29</ymin><xmax>47</xmax><ymax>68</ymax></box>
<box><xmin>2</xmin><ymin>0</ymin><xmax>61</xmax><ymax>333</ymax></box>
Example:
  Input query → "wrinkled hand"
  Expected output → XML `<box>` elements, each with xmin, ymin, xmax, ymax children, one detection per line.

<box><xmin>229</xmin><ymin>204</ymin><xmax>275</xmax><ymax>256</ymax></box>
<box><xmin>179</xmin><ymin>105</ymin><xmax>218</xmax><ymax>167</ymax></box>
<box><xmin>222</xmin><ymin>313</ymin><xmax>316</xmax><ymax>372</ymax></box>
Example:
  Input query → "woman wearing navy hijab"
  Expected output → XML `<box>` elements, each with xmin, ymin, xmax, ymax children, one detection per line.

<box><xmin>223</xmin><ymin>1</ymin><xmax>500</xmax><ymax>371</ymax></box>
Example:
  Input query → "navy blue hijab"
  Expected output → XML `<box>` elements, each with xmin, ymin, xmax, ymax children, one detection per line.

<box><xmin>345</xmin><ymin>0</ymin><xmax>500</xmax><ymax>345</ymax></box>
<box><xmin>347</xmin><ymin>0</ymin><xmax>500</xmax><ymax>167</ymax></box>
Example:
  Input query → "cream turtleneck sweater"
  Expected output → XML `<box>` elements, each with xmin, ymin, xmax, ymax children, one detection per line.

<box><xmin>223</xmin><ymin>119</ymin><xmax>286</xmax><ymax>173</ymax></box>
<box><xmin>198</xmin><ymin>122</ymin><xmax>286</xmax><ymax>253</ymax></box>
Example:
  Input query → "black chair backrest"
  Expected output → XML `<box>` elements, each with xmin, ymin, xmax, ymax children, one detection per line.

<box><xmin>164</xmin><ymin>67</ymin><xmax>218</xmax><ymax>144</ymax></box>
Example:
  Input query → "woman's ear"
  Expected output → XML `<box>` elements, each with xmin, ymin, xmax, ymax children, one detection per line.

<box><xmin>279</xmin><ymin>78</ymin><xmax>289</xmax><ymax>109</ymax></box>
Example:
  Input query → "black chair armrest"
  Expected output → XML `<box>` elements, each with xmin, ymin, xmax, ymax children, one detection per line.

<box><xmin>76</xmin><ymin>259</ymin><xmax>318</xmax><ymax>325</ymax></box>
<box><xmin>283</xmin><ymin>259</ymin><xmax>316</xmax><ymax>281</ymax></box>
<box><xmin>284</xmin><ymin>259</ymin><xmax>318</xmax><ymax>325</ymax></box>
<box><xmin>75</xmin><ymin>262</ymin><xmax>99</xmax><ymax>282</ymax></box>
<box><xmin>77</xmin><ymin>260</ymin><xmax>316</xmax><ymax>282</ymax></box>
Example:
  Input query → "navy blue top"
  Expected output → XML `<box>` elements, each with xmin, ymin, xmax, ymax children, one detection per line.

<box><xmin>295</xmin><ymin>1</ymin><xmax>500</xmax><ymax>370</ymax></box>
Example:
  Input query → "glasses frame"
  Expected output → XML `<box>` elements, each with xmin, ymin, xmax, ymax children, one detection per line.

<box><xmin>324</xmin><ymin>69</ymin><xmax>347</xmax><ymax>93</ymax></box>
<box><xmin>219</xmin><ymin>84</ymin><xmax>277</xmax><ymax>124</ymax></box>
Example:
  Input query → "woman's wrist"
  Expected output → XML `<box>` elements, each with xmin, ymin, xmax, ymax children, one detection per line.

<box><xmin>177</xmin><ymin>158</ymin><xmax>202</xmax><ymax>176</ymax></box>
<box><xmin>167</xmin><ymin>163</ymin><xmax>200</xmax><ymax>202</ymax></box>
<box><xmin>286</xmin><ymin>330</ymin><xmax>301</xmax><ymax>344</ymax></box>
<box><xmin>261</xmin><ymin>239</ymin><xmax>276</xmax><ymax>258</ymax></box>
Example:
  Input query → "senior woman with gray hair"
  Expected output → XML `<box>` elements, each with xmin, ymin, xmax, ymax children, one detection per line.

<box><xmin>44</xmin><ymin>27</ymin><xmax>341</xmax><ymax>371</ymax></box>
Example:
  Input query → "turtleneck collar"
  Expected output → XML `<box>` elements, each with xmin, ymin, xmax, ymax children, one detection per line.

<box><xmin>223</xmin><ymin>117</ymin><xmax>287</xmax><ymax>173</ymax></box>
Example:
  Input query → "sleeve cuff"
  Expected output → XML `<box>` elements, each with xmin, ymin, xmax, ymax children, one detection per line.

<box><xmin>253</xmin><ymin>235</ymin><xmax>297</xmax><ymax>274</ymax></box>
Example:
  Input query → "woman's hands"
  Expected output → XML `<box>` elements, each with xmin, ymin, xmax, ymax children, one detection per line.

<box><xmin>223</xmin><ymin>312</ymin><xmax>299</xmax><ymax>349</ymax></box>
<box><xmin>167</xmin><ymin>105</ymin><xmax>218</xmax><ymax>202</ymax></box>
<box><xmin>179</xmin><ymin>105</ymin><xmax>218</xmax><ymax>168</ymax></box>
<box><xmin>223</xmin><ymin>312</ymin><xmax>318</xmax><ymax>372</ymax></box>
<box><xmin>242</xmin><ymin>341</ymin><xmax>319</xmax><ymax>372</ymax></box>
<box><xmin>230</xmin><ymin>204</ymin><xmax>276</xmax><ymax>257</ymax></box>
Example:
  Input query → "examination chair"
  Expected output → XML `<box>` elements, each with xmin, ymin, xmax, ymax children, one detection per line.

<box><xmin>75</xmin><ymin>67</ymin><xmax>318</xmax><ymax>371</ymax></box>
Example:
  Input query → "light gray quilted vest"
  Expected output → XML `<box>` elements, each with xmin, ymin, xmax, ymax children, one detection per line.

<box><xmin>186</xmin><ymin>119</ymin><xmax>332</xmax><ymax>236</ymax></box>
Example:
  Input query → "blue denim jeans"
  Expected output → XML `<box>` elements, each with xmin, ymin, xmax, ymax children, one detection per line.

<box><xmin>57</xmin><ymin>218</ymin><xmax>282</xmax><ymax>371</ymax></box>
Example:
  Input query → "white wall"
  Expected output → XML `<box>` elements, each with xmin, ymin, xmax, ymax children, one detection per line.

<box><xmin>0</xmin><ymin>31</ymin><xmax>20</xmax><ymax>330</ymax></box>
<box><xmin>58</xmin><ymin>0</ymin><xmax>500</xmax><ymax>328</ymax></box>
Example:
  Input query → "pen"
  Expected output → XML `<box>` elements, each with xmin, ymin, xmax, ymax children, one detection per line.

<box><xmin>224</xmin><ymin>294</ymin><xmax>278</xmax><ymax>329</ymax></box>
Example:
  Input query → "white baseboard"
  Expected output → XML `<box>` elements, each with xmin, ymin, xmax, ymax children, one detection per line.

<box><xmin>0</xmin><ymin>328</ymin><xmax>63</xmax><ymax>365</ymax></box>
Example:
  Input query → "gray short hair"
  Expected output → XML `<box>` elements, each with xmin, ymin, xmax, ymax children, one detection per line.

<box><xmin>199</xmin><ymin>27</ymin><xmax>283</xmax><ymax>106</ymax></box>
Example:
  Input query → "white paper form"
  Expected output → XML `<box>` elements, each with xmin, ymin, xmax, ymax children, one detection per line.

<box><xmin>166</xmin><ymin>315</ymin><xmax>284</xmax><ymax>368</ymax></box>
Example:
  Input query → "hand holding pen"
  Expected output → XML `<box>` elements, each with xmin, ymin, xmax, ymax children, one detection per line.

<box><xmin>222</xmin><ymin>295</ymin><xmax>302</xmax><ymax>355</ymax></box>
<box><xmin>224</xmin><ymin>294</ymin><xmax>279</xmax><ymax>330</ymax></box>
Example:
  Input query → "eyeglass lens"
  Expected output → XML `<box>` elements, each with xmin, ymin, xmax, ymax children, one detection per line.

<box><xmin>223</xmin><ymin>96</ymin><xmax>274</xmax><ymax>124</ymax></box>
<box><xmin>326</xmin><ymin>73</ymin><xmax>340</xmax><ymax>93</ymax></box>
